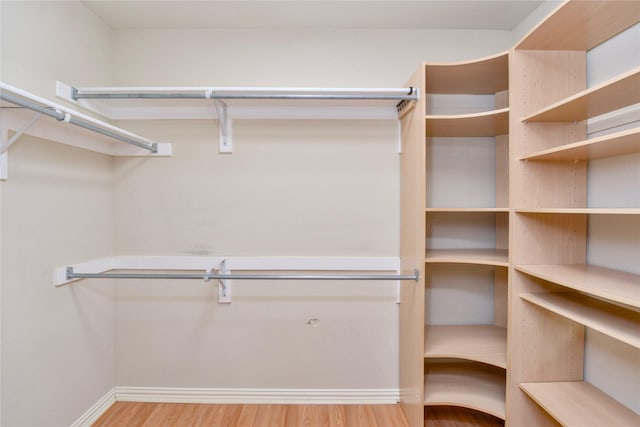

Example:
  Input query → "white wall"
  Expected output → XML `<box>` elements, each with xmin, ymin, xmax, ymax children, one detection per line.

<box><xmin>0</xmin><ymin>2</ymin><xmax>116</xmax><ymax>426</ymax></box>
<box><xmin>110</xmin><ymin>28</ymin><xmax>512</xmax><ymax>392</ymax></box>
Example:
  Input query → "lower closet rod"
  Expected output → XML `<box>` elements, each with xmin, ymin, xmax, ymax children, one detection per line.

<box><xmin>66</xmin><ymin>267</ymin><xmax>419</xmax><ymax>282</ymax></box>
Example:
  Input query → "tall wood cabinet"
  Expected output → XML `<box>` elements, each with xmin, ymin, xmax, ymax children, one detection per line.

<box><xmin>399</xmin><ymin>1</ymin><xmax>639</xmax><ymax>426</ymax></box>
<box><xmin>508</xmin><ymin>1</ymin><xmax>640</xmax><ymax>426</ymax></box>
<box><xmin>399</xmin><ymin>52</ymin><xmax>510</xmax><ymax>426</ymax></box>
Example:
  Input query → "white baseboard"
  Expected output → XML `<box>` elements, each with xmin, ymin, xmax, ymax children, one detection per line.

<box><xmin>70</xmin><ymin>387</ymin><xmax>116</xmax><ymax>427</ymax></box>
<box><xmin>115</xmin><ymin>386</ymin><xmax>400</xmax><ymax>405</ymax></box>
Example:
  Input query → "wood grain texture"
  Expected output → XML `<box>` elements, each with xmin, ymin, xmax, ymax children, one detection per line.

<box><xmin>425</xmin><ymin>406</ymin><xmax>504</xmax><ymax>427</ymax></box>
<box><xmin>424</xmin><ymin>52</ymin><xmax>509</xmax><ymax>94</ymax></box>
<box><xmin>92</xmin><ymin>403</ymin><xmax>410</xmax><ymax>427</ymax></box>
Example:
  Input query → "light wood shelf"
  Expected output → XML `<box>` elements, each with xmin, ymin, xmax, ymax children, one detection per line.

<box><xmin>516</xmin><ymin>208</ymin><xmax>640</xmax><ymax>215</ymax></box>
<box><xmin>425</xmin><ymin>249</ymin><xmax>508</xmax><ymax>267</ymax></box>
<box><xmin>520</xmin><ymin>381</ymin><xmax>640</xmax><ymax>427</ymax></box>
<box><xmin>424</xmin><ymin>325</ymin><xmax>507</xmax><ymax>369</ymax></box>
<box><xmin>516</xmin><ymin>0</ymin><xmax>640</xmax><ymax>51</ymax></box>
<box><xmin>520</xmin><ymin>127</ymin><xmax>640</xmax><ymax>161</ymax></box>
<box><xmin>522</xmin><ymin>67</ymin><xmax>640</xmax><ymax>123</ymax></box>
<box><xmin>426</xmin><ymin>108</ymin><xmax>509</xmax><ymax>137</ymax></box>
<box><xmin>520</xmin><ymin>292</ymin><xmax>640</xmax><ymax>349</ymax></box>
<box><xmin>516</xmin><ymin>264</ymin><xmax>640</xmax><ymax>310</ymax></box>
<box><xmin>425</xmin><ymin>208</ymin><xmax>509</xmax><ymax>213</ymax></box>
<box><xmin>424</xmin><ymin>362</ymin><xmax>506</xmax><ymax>420</ymax></box>
<box><xmin>424</xmin><ymin>52</ymin><xmax>509</xmax><ymax>94</ymax></box>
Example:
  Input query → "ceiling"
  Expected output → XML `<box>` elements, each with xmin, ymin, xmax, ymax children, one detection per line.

<box><xmin>82</xmin><ymin>0</ymin><xmax>545</xmax><ymax>30</ymax></box>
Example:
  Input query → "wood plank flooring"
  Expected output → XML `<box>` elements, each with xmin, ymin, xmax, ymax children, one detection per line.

<box><xmin>92</xmin><ymin>402</ymin><xmax>410</xmax><ymax>427</ymax></box>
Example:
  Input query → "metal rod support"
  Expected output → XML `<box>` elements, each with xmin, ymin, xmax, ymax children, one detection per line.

<box><xmin>66</xmin><ymin>267</ymin><xmax>419</xmax><ymax>282</ymax></box>
<box><xmin>0</xmin><ymin>91</ymin><xmax>157</xmax><ymax>153</ymax></box>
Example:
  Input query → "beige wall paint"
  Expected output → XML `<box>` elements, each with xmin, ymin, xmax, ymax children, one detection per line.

<box><xmin>109</xmin><ymin>27</ymin><xmax>512</xmax><ymax>391</ymax></box>
<box><xmin>0</xmin><ymin>2</ymin><xmax>116</xmax><ymax>426</ymax></box>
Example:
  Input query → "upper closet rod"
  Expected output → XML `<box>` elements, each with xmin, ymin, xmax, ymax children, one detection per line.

<box><xmin>66</xmin><ymin>267</ymin><xmax>419</xmax><ymax>282</ymax></box>
<box><xmin>72</xmin><ymin>87</ymin><xmax>419</xmax><ymax>101</ymax></box>
<box><xmin>0</xmin><ymin>89</ymin><xmax>157</xmax><ymax>153</ymax></box>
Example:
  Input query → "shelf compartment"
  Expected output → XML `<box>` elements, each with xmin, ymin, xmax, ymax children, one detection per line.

<box><xmin>426</xmin><ymin>108</ymin><xmax>509</xmax><ymax>137</ymax></box>
<box><xmin>424</xmin><ymin>362</ymin><xmax>506</xmax><ymax>420</ymax></box>
<box><xmin>516</xmin><ymin>264</ymin><xmax>640</xmax><ymax>310</ymax></box>
<box><xmin>424</xmin><ymin>325</ymin><xmax>507</xmax><ymax>369</ymax></box>
<box><xmin>520</xmin><ymin>292</ymin><xmax>640</xmax><ymax>349</ymax></box>
<box><xmin>516</xmin><ymin>208</ymin><xmax>640</xmax><ymax>215</ymax></box>
<box><xmin>424</xmin><ymin>52</ymin><xmax>509</xmax><ymax>94</ymax></box>
<box><xmin>426</xmin><ymin>249</ymin><xmax>508</xmax><ymax>267</ymax></box>
<box><xmin>520</xmin><ymin>381</ymin><xmax>640</xmax><ymax>427</ymax></box>
<box><xmin>520</xmin><ymin>127</ymin><xmax>640</xmax><ymax>161</ymax></box>
<box><xmin>522</xmin><ymin>67</ymin><xmax>640</xmax><ymax>123</ymax></box>
<box><xmin>516</xmin><ymin>0</ymin><xmax>640</xmax><ymax>51</ymax></box>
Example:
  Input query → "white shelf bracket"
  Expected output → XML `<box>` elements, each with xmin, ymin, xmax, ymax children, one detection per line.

<box><xmin>217</xmin><ymin>259</ymin><xmax>231</xmax><ymax>303</ymax></box>
<box><xmin>0</xmin><ymin>112</ymin><xmax>42</xmax><ymax>180</ymax></box>
<box><xmin>213</xmin><ymin>97</ymin><xmax>232</xmax><ymax>153</ymax></box>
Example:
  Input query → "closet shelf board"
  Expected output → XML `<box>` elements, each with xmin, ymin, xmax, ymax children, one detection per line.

<box><xmin>425</xmin><ymin>249</ymin><xmax>508</xmax><ymax>267</ymax></box>
<box><xmin>516</xmin><ymin>0</ymin><xmax>640</xmax><ymax>51</ymax></box>
<box><xmin>516</xmin><ymin>264</ymin><xmax>640</xmax><ymax>310</ymax></box>
<box><xmin>520</xmin><ymin>381</ymin><xmax>640</xmax><ymax>427</ymax></box>
<box><xmin>426</xmin><ymin>108</ymin><xmax>509</xmax><ymax>137</ymax></box>
<box><xmin>520</xmin><ymin>127</ymin><xmax>640</xmax><ymax>161</ymax></box>
<box><xmin>424</xmin><ymin>325</ymin><xmax>507</xmax><ymax>369</ymax></box>
<box><xmin>424</xmin><ymin>52</ymin><xmax>509</xmax><ymax>94</ymax></box>
<box><xmin>515</xmin><ymin>208</ymin><xmax>640</xmax><ymax>215</ymax></box>
<box><xmin>521</xmin><ymin>67</ymin><xmax>640</xmax><ymax>123</ymax></box>
<box><xmin>423</xmin><ymin>363</ymin><xmax>506</xmax><ymax>420</ymax></box>
<box><xmin>425</xmin><ymin>208</ymin><xmax>509</xmax><ymax>213</ymax></box>
<box><xmin>520</xmin><ymin>292</ymin><xmax>640</xmax><ymax>349</ymax></box>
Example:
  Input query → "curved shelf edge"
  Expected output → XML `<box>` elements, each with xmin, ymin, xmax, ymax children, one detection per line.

<box><xmin>424</xmin><ymin>325</ymin><xmax>507</xmax><ymax>369</ymax></box>
<box><xmin>424</xmin><ymin>362</ymin><xmax>506</xmax><ymax>420</ymax></box>
<box><xmin>426</xmin><ymin>108</ymin><xmax>509</xmax><ymax>137</ymax></box>
<box><xmin>425</xmin><ymin>249</ymin><xmax>508</xmax><ymax>267</ymax></box>
<box><xmin>424</xmin><ymin>51</ymin><xmax>509</xmax><ymax>94</ymax></box>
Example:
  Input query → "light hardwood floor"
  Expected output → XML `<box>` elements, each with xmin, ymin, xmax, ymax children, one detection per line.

<box><xmin>92</xmin><ymin>402</ymin><xmax>410</xmax><ymax>427</ymax></box>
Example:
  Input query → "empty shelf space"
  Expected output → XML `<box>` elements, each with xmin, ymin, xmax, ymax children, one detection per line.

<box><xmin>520</xmin><ymin>292</ymin><xmax>640</xmax><ymax>349</ymax></box>
<box><xmin>515</xmin><ymin>264</ymin><xmax>640</xmax><ymax>310</ymax></box>
<box><xmin>522</xmin><ymin>67</ymin><xmax>640</xmax><ymax>123</ymax></box>
<box><xmin>426</xmin><ymin>108</ymin><xmax>509</xmax><ymax>137</ymax></box>
<box><xmin>424</xmin><ymin>325</ymin><xmax>507</xmax><ymax>369</ymax></box>
<box><xmin>424</xmin><ymin>362</ymin><xmax>506</xmax><ymax>420</ymax></box>
<box><xmin>424</xmin><ymin>52</ymin><xmax>509</xmax><ymax>94</ymax></box>
<box><xmin>516</xmin><ymin>0</ymin><xmax>640</xmax><ymax>50</ymax></box>
<box><xmin>520</xmin><ymin>381</ymin><xmax>640</xmax><ymax>427</ymax></box>
<box><xmin>520</xmin><ymin>127</ymin><xmax>640</xmax><ymax>161</ymax></box>
<box><xmin>516</xmin><ymin>208</ymin><xmax>640</xmax><ymax>215</ymax></box>
<box><xmin>425</xmin><ymin>249</ymin><xmax>508</xmax><ymax>267</ymax></box>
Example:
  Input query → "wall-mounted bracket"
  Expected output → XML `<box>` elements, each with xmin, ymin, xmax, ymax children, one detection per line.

<box><xmin>0</xmin><ymin>112</ymin><xmax>42</xmax><ymax>180</ymax></box>
<box><xmin>213</xmin><ymin>98</ymin><xmax>232</xmax><ymax>153</ymax></box>
<box><xmin>217</xmin><ymin>259</ymin><xmax>231</xmax><ymax>304</ymax></box>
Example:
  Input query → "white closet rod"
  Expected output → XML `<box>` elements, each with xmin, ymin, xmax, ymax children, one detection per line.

<box><xmin>72</xmin><ymin>87</ymin><xmax>419</xmax><ymax>102</ymax></box>
<box><xmin>66</xmin><ymin>267</ymin><xmax>419</xmax><ymax>282</ymax></box>
<box><xmin>0</xmin><ymin>84</ymin><xmax>157</xmax><ymax>152</ymax></box>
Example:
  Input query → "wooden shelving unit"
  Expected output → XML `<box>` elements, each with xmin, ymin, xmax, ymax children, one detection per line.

<box><xmin>424</xmin><ymin>325</ymin><xmax>506</xmax><ymax>368</ymax></box>
<box><xmin>424</xmin><ymin>362</ymin><xmax>506</xmax><ymax>420</ymax></box>
<box><xmin>401</xmin><ymin>3</ymin><xmax>639</xmax><ymax>426</ymax></box>
<box><xmin>508</xmin><ymin>2</ymin><xmax>640</xmax><ymax>426</ymax></box>
<box><xmin>520</xmin><ymin>382</ymin><xmax>640</xmax><ymax>427</ymax></box>
<box><xmin>399</xmin><ymin>50</ymin><xmax>510</xmax><ymax>426</ymax></box>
